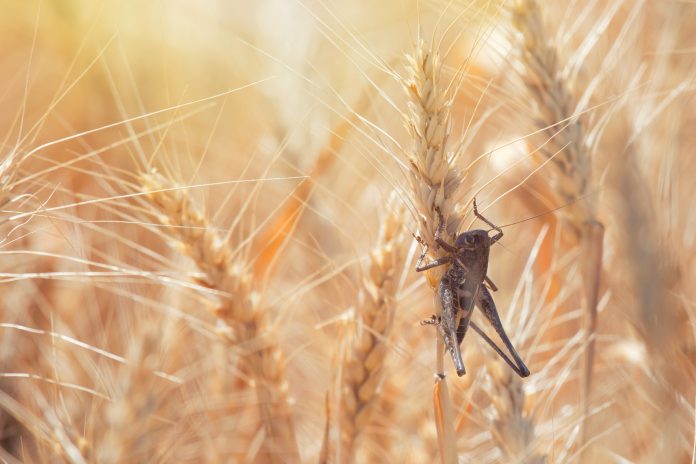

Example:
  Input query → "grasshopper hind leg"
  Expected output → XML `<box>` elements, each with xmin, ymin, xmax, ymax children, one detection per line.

<box><xmin>456</xmin><ymin>311</ymin><xmax>472</xmax><ymax>346</ymax></box>
<box><xmin>474</xmin><ymin>285</ymin><xmax>530</xmax><ymax>377</ymax></box>
<box><xmin>437</xmin><ymin>275</ymin><xmax>467</xmax><ymax>376</ymax></box>
<box><xmin>455</xmin><ymin>290</ymin><xmax>475</xmax><ymax>346</ymax></box>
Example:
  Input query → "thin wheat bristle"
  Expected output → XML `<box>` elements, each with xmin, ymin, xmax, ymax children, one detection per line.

<box><xmin>139</xmin><ymin>170</ymin><xmax>299</xmax><ymax>463</ymax></box>
<box><xmin>0</xmin><ymin>152</ymin><xmax>19</xmax><ymax>211</ymax></box>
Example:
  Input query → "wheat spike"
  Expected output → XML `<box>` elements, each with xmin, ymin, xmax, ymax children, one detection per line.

<box><xmin>139</xmin><ymin>170</ymin><xmax>299</xmax><ymax>463</ymax></box>
<box><xmin>511</xmin><ymin>0</ymin><xmax>593</xmax><ymax>225</ymax></box>
<box><xmin>403</xmin><ymin>38</ymin><xmax>467</xmax><ymax>258</ymax></box>
<box><xmin>487</xmin><ymin>359</ymin><xmax>545</xmax><ymax>464</ymax></box>
<box><xmin>336</xmin><ymin>197</ymin><xmax>406</xmax><ymax>462</ymax></box>
<box><xmin>511</xmin><ymin>1</ymin><xmax>605</xmax><ymax>455</ymax></box>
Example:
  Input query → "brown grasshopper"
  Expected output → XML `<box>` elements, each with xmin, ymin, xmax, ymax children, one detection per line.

<box><xmin>415</xmin><ymin>199</ymin><xmax>530</xmax><ymax>377</ymax></box>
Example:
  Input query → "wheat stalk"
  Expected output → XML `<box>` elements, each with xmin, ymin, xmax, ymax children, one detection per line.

<box><xmin>139</xmin><ymin>170</ymin><xmax>299</xmax><ymax>463</ymax></box>
<box><xmin>334</xmin><ymin>197</ymin><xmax>406</xmax><ymax>462</ymax></box>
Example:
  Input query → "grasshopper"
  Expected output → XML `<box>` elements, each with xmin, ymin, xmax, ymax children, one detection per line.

<box><xmin>415</xmin><ymin>199</ymin><xmax>530</xmax><ymax>377</ymax></box>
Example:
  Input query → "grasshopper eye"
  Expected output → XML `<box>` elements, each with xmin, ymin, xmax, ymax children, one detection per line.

<box><xmin>455</xmin><ymin>233</ymin><xmax>476</xmax><ymax>248</ymax></box>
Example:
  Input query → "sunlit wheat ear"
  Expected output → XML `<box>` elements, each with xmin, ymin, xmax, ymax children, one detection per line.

<box><xmin>403</xmin><ymin>38</ymin><xmax>467</xmax><ymax>261</ymax></box>
<box><xmin>486</xmin><ymin>360</ymin><xmax>545</xmax><ymax>464</ymax></box>
<box><xmin>511</xmin><ymin>0</ymin><xmax>604</xmax><ymax>451</ymax></box>
<box><xmin>511</xmin><ymin>0</ymin><xmax>595</xmax><ymax>226</ymax></box>
<box><xmin>139</xmin><ymin>170</ymin><xmax>299</xmax><ymax>463</ymax></box>
<box><xmin>401</xmin><ymin>36</ymin><xmax>465</xmax><ymax>464</ymax></box>
<box><xmin>335</xmin><ymin>197</ymin><xmax>406</xmax><ymax>463</ymax></box>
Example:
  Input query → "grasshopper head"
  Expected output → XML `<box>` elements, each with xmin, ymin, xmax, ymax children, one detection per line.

<box><xmin>454</xmin><ymin>229</ymin><xmax>490</xmax><ymax>250</ymax></box>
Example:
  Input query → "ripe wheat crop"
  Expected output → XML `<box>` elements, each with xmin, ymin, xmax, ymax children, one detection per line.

<box><xmin>0</xmin><ymin>1</ymin><xmax>694</xmax><ymax>463</ymax></box>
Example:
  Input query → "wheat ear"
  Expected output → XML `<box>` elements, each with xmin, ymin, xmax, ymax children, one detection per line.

<box><xmin>335</xmin><ymin>197</ymin><xmax>406</xmax><ymax>462</ymax></box>
<box><xmin>615</xmin><ymin>151</ymin><xmax>693</xmax><ymax>463</ymax></box>
<box><xmin>402</xmin><ymin>37</ymin><xmax>467</xmax><ymax>464</ymax></box>
<box><xmin>404</xmin><ymin>39</ymin><xmax>466</xmax><ymax>259</ymax></box>
<box><xmin>487</xmin><ymin>360</ymin><xmax>546</xmax><ymax>464</ymax></box>
<box><xmin>140</xmin><ymin>170</ymin><xmax>299</xmax><ymax>463</ymax></box>
<box><xmin>511</xmin><ymin>0</ymin><xmax>604</xmax><ymax>453</ymax></box>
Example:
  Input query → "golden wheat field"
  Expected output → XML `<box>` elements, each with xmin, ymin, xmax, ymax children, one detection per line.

<box><xmin>1</xmin><ymin>0</ymin><xmax>695</xmax><ymax>463</ymax></box>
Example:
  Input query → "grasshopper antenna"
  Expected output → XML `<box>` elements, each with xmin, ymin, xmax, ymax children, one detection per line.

<box><xmin>489</xmin><ymin>189</ymin><xmax>601</xmax><ymax>232</ymax></box>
